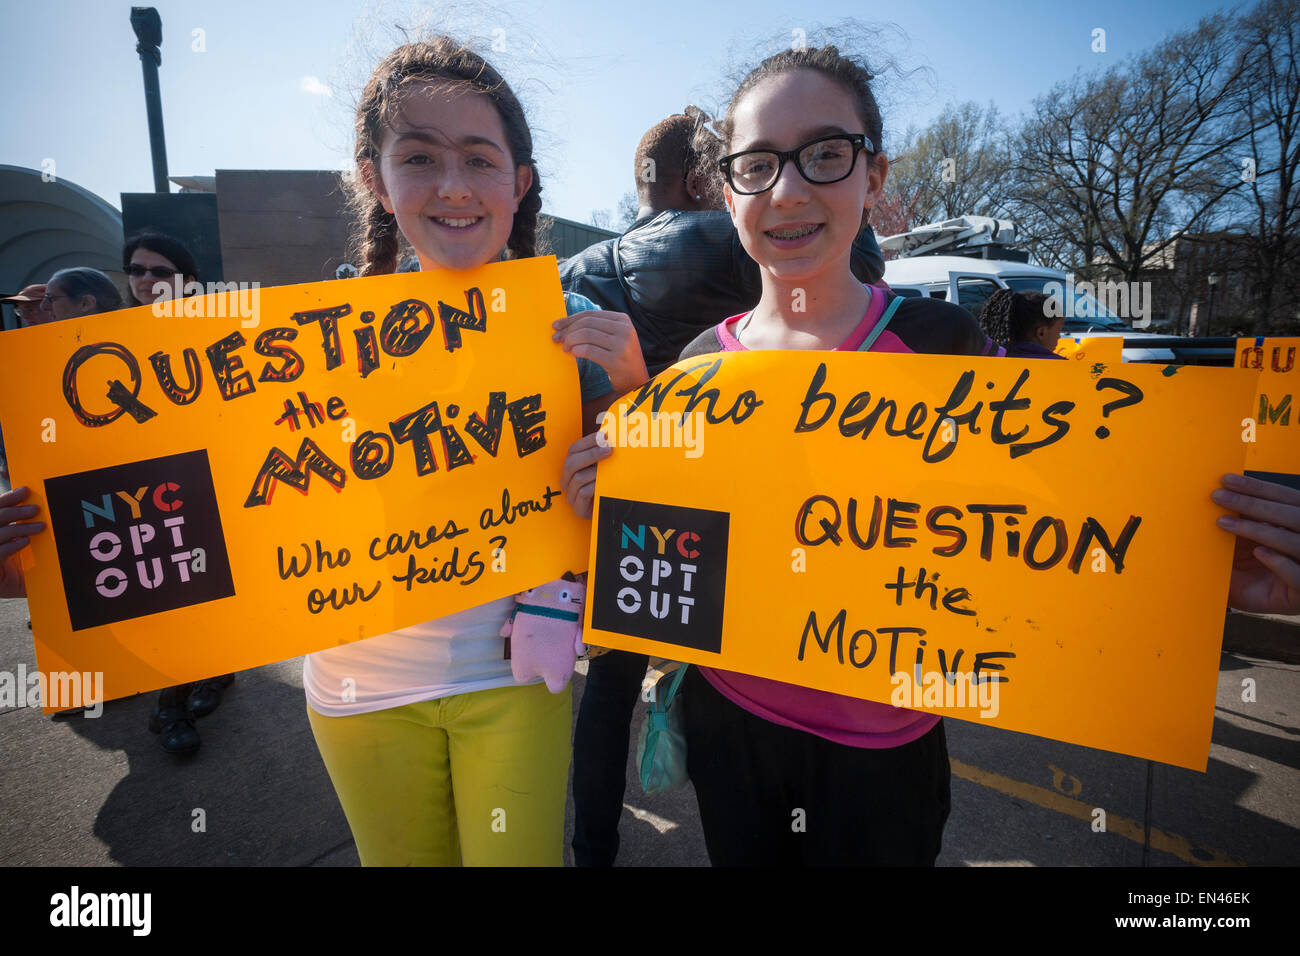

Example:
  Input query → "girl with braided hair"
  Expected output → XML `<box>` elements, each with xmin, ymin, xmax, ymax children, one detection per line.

<box><xmin>979</xmin><ymin>288</ymin><xmax>1067</xmax><ymax>360</ymax></box>
<box><xmin>302</xmin><ymin>36</ymin><xmax>647</xmax><ymax>866</ymax></box>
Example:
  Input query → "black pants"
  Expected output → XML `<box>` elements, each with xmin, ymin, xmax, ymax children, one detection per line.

<box><xmin>682</xmin><ymin>666</ymin><xmax>951</xmax><ymax>866</ymax></box>
<box><xmin>571</xmin><ymin>649</ymin><xmax>649</xmax><ymax>867</ymax></box>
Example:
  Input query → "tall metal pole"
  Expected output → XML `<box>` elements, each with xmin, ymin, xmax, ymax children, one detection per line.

<box><xmin>130</xmin><ymin>7</ymin><xmax>169</xmax><ymax>194</ymax></box>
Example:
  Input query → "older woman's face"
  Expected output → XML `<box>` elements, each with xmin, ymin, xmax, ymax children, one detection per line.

<box><xmin>128</xmin><ymin>247</ymin><xmax>183</xmax><ymax>305</ymax></box>
<box><xmin>41</xmin><ymin>279</ymin><xmax>98</xmax><ymax>322</ymax></box>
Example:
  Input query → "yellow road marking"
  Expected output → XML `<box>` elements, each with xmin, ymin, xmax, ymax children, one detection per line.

<box><xmin>949</xmin><ymin>758</ymin><xmax>1244</xmax><ymax>866</ymax></box>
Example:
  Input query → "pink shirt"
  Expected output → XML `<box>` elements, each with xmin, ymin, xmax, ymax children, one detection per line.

<box><xmin>699</xmin><ymin>284</ymin><xmax>942</xmax><ymax>749</ymax></box>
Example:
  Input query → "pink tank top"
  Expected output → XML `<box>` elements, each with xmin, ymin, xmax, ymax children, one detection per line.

<box><xmin>700</xmin><ymin>284</ymin><xmax>942</xmax><ymax>748</ymax></box>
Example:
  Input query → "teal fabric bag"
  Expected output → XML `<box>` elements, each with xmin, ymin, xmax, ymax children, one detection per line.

<box><xmin>857</xmin><ymin>291</ymin><xmax>903</xmax><ymax>350</ymax></box>
<box><xmin>636</xmin><ymin>664</ymin><xmax>689</xmax><ymax>794</ymax></box>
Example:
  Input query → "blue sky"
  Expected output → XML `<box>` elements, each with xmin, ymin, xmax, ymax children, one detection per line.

<box><xmin>1</xmin><ymin>0</ymin><xmax>1237</xmax><ymax>224</ymax></box>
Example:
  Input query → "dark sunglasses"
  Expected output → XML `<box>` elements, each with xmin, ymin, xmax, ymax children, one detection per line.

<box><xmin>126</xmin><ymin>264</ymin><xmax>178</xmax><ymax>279</ymax></box>
<box><xmin>720</xmin><ymin>134</ymin><xmax>875</xmax><ymax>195</ymax></box>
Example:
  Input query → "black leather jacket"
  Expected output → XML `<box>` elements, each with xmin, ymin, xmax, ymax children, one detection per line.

<box><xmin>558</xmin><ymin>210</ymin><xmax>886</xmax><ymax>375</ymax></box>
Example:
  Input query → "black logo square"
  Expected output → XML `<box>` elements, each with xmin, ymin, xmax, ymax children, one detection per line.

<box><xmin>44</xmin><ymin>450</ymin><xmax>236</xmax><ymax>631</ymax></box>
<box><xmin>591</xmin><ymin>497</ymin><xmax>728</xmax><ymax>654</ymax></box>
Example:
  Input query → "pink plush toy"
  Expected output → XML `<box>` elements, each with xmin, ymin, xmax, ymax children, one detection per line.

<box><xmin>500</xmin><ymin>578</ymin><xmax>587</xmax><ymax>693</ymax></box>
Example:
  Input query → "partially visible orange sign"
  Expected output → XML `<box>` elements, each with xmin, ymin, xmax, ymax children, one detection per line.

<box><xmin>1236</xmin><ymin>337</ymin><xmax>1300</xmax><ymax>476</ymax></box>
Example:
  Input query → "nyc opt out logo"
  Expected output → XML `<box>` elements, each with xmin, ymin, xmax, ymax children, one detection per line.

<box><xmin>591</xmin><ymin>497</ymin><xmax>729</xmax><ymax>654</ymax></box>
<box><xmin>44</xmin><ymin>450</ymin><xmax>236</xmax><ymax>630</ymax></box>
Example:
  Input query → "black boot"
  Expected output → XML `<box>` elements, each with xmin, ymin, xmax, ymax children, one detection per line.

<box><xmin>149</xmin><ymin>685</ymin><xmax>199</xmax><ymax>755</ymax></box>
<box><xmin>187</xmin><ymin>673</ymin><xmax>235</xmax><ymax>718</ymax></box>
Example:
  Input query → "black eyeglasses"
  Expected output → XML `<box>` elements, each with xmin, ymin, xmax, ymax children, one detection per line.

<box><xmin>719</xmin><ymin>134</ymin><xmax>875</xmax><ymax>195</ymax></box>
<box><xmin>40</xmin><ymin>293</ymin><xmax>73</xmax><ymax>306</ymax></box>
<box><xmin>126</xmin><ymin>264</ymin><xmax>177</xmax><ymax>279</ymax></box>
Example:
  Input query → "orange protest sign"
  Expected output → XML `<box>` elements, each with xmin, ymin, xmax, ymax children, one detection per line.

<box><xmin>0</xmin><ymin>258</ymin><xmax>589</xmax><ymax>708</ymax></box>
<box><xmin>1235</xmin><ymin>337</ymin><xmax>1299</xmax><ymax>478</ymax></box>
<box><xmin>583</xmin><ymin>352</ymin><xmax>1256</xmax><ymax>770</ymax></box>
<box><xmin>1054</xmin><ymin>335</ymin><xmax>1124</xmax><ymax>365</ymax></box>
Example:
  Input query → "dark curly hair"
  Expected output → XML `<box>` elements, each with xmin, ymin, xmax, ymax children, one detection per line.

<box><xmin>347</xmin><ymin>36</ymin><xmax>541</xmax><ymax>276</ymax></box>
<box><xmin>979</xmin><ymin>289</ymin><xmax>1055</xmax><ymax>345</ymax></box>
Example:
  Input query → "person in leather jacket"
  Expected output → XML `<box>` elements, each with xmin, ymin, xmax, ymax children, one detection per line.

<box><xmin>560</xmin><ymin>156</ymin><xmax>886</xmax><ymax>376</ymax></box>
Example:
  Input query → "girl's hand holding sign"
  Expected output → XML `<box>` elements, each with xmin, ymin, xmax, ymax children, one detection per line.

<box><xmin>0</xmin><ymin>486</ymin><xmax>43</xmax><ymax>600</ymax></box>
<box><xmin>553</xmin><ymin>309</ymin><xmax>649</xmax><ymax>397</ymax></box>
<box><xmin>561</xmin><ymin>432</ymin><xmax>613</xmax><ymax>521</ymax></box>
<box><xmin>1215</xmin><ymin>473</ymin><xmax>1300</xmax><ymax>614</ymax></box>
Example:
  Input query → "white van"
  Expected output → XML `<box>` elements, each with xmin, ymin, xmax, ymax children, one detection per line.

<box><xmin>881</xmin><ymin>217</ymin><xmax>1174</xmax><ymax>363</ymax></box>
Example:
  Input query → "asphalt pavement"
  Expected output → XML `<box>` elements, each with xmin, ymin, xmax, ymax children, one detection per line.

<box><xmin>0</xmin><ymin>596</ymin><xmax>1296</xmax><ymax>867</ymax></box>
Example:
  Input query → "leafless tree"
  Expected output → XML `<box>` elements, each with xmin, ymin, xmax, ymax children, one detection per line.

<box><xmin>882</xmin><ymin>102</ymin><xmax>1010</xmax><ymax>231</ymax></box>
<box><xmin>616</xmin><ymin>191</ymin><xmax>639</xmax><ymax>231</ymax></box>
<box><xmin>1006</xmin><ymin>11</ymin><xmax>1258</xmax><ymax>284</ymax></box>
<box><xmin>1223</xmin><ymin>0</ymin><xmax>1300</xmax><ymax>334</ymax></box>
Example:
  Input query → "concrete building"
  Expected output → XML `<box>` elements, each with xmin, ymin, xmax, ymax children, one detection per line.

<box><xmin>1095</xmin><ymin>233</ymin><xmax>1272</xmax><ymax>336</ymax></box>
<box><xmin>0</xmin><ymin>165</ymin><xmax>124</xmax><ymax>329</ymax></box>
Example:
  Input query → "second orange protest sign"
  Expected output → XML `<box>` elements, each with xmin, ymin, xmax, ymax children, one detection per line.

<box><xmin>583</xmin><ymin>352</ymin><xmax>1256</xmax><ymax>770</ymax></box>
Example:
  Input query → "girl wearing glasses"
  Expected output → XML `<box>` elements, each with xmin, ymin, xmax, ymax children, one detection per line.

<box><xmin>561</xmin><ymin>43</ymin><xmax>1300</xmax><ymax>865</ymax></box>
<box><xmin>568</xmin><ymin>45</ymin><xmax>995</xmax><ymax>865</ymax></box>
<box><xmin>668</xmin><ymin>44</ymin><xmax>989</xmax><ymax>866</ymax></box>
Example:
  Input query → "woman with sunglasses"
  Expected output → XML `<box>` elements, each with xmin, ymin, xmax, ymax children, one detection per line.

<box><xmin>120</xmin><ymin>232</ymin><xmax>237</xmax><ymax>751</ymax></box>
<box><xmin>123</xmin><ymin>232</ymin><xmax>200</xmax><ymax>307</ymax></box>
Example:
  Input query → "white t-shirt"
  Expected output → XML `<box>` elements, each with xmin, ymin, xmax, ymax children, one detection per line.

<box><xmin>304</xmin><ymin>596</ymin><xmax>521</xmax><ymax>715</ymax></box>
<box><xmin>303</xmin><ymin>293</ymin><xmax>610</xmax><ymax>716</ymax></box>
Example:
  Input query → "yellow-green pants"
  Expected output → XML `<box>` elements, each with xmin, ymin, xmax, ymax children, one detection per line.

<box><xmin>307</xmin><ymin>682</ymin><xmax>572</xmax><ymax>866</ymax></box>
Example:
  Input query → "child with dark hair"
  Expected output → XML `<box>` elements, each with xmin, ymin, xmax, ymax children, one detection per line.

<box><xmin>568</xmin><ymin>42</ymin><xmax>996</xmax><ymax>865</ymax></box>
<box><xmin>303</xmin><ymin>35</ymin><xmax>646</xmax><ymax>866</ymax></box>
<box><xmin>561</xmin><ymin>40</ymin><xmax>1300</xmax><ymax>866</ymax></box>
<box><xmin>980</xmin><ymin>288</ymin><xmax>1067</xmax><ymax>360</ymax></box>
<box><xmin>562</xmin><ymin>104</ymin><xmax>892</xmax><ymax>867</ymax></box>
